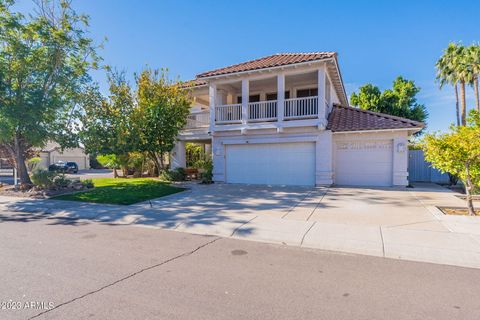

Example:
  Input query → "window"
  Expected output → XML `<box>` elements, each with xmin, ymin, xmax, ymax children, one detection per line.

<box><xmin>266</xmin><ymin>91</ymin><xmax>290</xmax><ymax>101</ymax></box>
<box><xmin>237</xmin><ymin>94</ymin><xmax>260</xmax><ymax>104</ymax></box>
<box><xmin>296</xmin><ymin>88</ymin><xmax>318</xmax><ymax>98</ymax></box>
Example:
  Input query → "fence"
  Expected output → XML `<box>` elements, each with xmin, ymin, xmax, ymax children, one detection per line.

<box><xmin>408</xmin><ymin>150</ymin><xmax>449</xmax><ymax>184</ymax></box>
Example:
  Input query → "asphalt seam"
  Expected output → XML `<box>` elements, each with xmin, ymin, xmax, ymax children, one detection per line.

<box><xmin>300</xmin><ymin>221</ymin><xmax>316</xmax><ymax>245</ymax></box>
<box><xmin>379</xmin><ymin>226</ymin><xmax>386</xmax><ymax>257</ymax></box>
<box><xmin>230</xmin><ymin>215</ymin><xmax>258</xmax><ymax>237</ymax></box>
<box><xmin>28</xmin><ymin>236</ymin><xmax>221</xmax><ymax>320</ymax></box>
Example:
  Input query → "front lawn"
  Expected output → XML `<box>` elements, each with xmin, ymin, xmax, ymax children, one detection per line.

<box><xmin>54</xmin><ymin>178</ymin><xmax>185</xmax><ymax>205</ymax></box>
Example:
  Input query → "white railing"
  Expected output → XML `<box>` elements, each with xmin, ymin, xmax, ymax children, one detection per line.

<box><xmin>215</xmin><ymin>103</ymin><xmax>242</xmax><ymax>124</ymax></box>
<box><xmin>284</xmin><ymin>96</ymin><xmax>318</xmax><ymax>120</ymax></box>
<box><xmin>248</xmin><ymin>100</ymin><xmax>277</xmax><ymax>122</ymax></box>
<box><xmin>186</xmin><ymin>111</ymin><xmax>210</xmax><ymax>129</ymax></box>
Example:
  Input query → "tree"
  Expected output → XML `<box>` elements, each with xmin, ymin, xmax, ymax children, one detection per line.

<box><xmin>79</xmin><ymin>71</ymin><xmax>137</xmax><ymax>178</ymax></box>
<box><xmin>467</xmin><ymin>44</ymin><xmax>480</xmax><ymax>112</ymax></box>
<box><xmin>436</xmin><ymin>43</ymin><xmax>462</xmax><ymax>126</ymax></box>
<box><xmin>350</xmin><ymin>76</ymin><xmax>428</xmax><ymax>127</ymax></box>
<box><xmin>134</xmin><ymin>69</ymin><xmax>191</xmax><ymax>173</ymax></box>
<box><xmin>0</xmin><ymin>0</ymin><xmax>100</xmax><ymax>185</ymax></box>
<box><xmin>423</xmin><ymin>111</ymin><xmax>480</xmax><ymax>216</ymax></box>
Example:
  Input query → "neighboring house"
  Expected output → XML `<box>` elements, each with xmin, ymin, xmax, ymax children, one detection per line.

<box><xmin>38</xmin><ymin>142</ymin><xmax>90</xmax><ymax>170</ymax></box>
<box><xmin>173</xmin><ymin>52</ymin><xmax>423</xmax><ymax>187</ymax></box>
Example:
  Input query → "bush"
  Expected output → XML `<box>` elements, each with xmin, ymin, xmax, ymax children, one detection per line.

<box><xmin>53</xmin><ymin>174</ymin><xmax>71</xmax><ymax>189</ymax></box>
<box><xmin>31</xmin><ymin>169</ymin><xmax>58</xmax><ymax>189</ymax></box>
<box><xmin>82</xmin><ymin>179</ymin><xmax>94</xmax><ymax>188</ymax></box>
<box><xmin>199</xmin><ymin>159</ymin><xmax>213</xmax><ymax>184</ymax></box>
<box><xmin>27</xmin><ymin>157</ymin><xmax>42</xmax><ymax>171</ymax></box>
<box><xmin>160</xmin><ymin>168</ymin><xmax>186</xmax><ymax>182</ymax></box>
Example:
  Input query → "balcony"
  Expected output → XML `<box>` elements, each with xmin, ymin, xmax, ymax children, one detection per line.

<box><xmin>186</xmin><ymin>111</ymin><xmax>210</xmax><ymax>129</ymax></box>
<box><xmin>214</xmin><ymin>96</ymin><xmax>320</xmax><ymax>125</ymax></box>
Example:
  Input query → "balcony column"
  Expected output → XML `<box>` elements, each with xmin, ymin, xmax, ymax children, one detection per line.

<box><xmin>277</xmin><ymin>73</ymin><xmax>285</xmax><ymax>122</ymax></box>
<box><xmin>209</xmin><ymin>83</ymin><xmax>217</xmax><ymax>131</ymax></box>
<box><xmin>241</xmin><ymin>79</ymin><xmax>249</xmax><ymax>125</ymax></box>
<box><xmin>317</xmin><ymin>66</ymin><xmax>326</xmax><ymax>124</ymax></box>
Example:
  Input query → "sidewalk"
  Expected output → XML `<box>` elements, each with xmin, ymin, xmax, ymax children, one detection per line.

<box><xmin>1</xmin><ymin>183</ymin><xmax>480</xmax><ymax>269</ymax></box>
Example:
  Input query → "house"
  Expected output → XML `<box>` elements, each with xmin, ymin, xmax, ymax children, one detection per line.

<box><xmin>38</xmin><ymin>142</ymin><xmax>90</xmax><ymax>170</ymax></box>
<box><xmin>172</xmin><ymin>52</ymin><xmax>423</xmax><ymax>187</ymax></box>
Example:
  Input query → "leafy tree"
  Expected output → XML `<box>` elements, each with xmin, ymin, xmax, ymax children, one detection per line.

<box><xmin>0</xmin><ymin>0</ymin><xmax>100</xmax><ymax>185</ymax></box>
<box><xmin>423</xmin><ymin>111</ymin><xmax>480</xmax><ymax>215</ymax></box>
<box><xmin>96</xmin><ymin>154</ymin><xmax>121</xmax><ymax>178</ymax></box>
<box><xmin>350</xmin><ymin>77</ymin><xmax>428</xmax><ymax>128</ymax></box>
<box><xmin>80</xmin><ymin>71</ymin><xmax>137</xmax><ymax>177</ymax></box>
<box><xmin>134</xmin><ymin>69</ymin><xmax>192</xmax><ymax>173</ymax></box>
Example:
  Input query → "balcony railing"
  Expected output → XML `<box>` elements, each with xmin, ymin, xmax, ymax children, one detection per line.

<box><xmin>214</xmin><ymin>96</ymin><xmax>320</xmax><ymax>125</ymax></box>
<box><xmin>248</xmin><ymin>100</ymin><xmax>277</xmax><ymax>122</ymax></box>
<box><xmin>284</xmin><ymin>96</ymin><xmax>318</xmax><ymax>120</ymax></box>
<box><xmin>186</xmin><ymin>111</ymin><xmax>210</xmax><ymax>129</ymax></box>
<box><xmin>215</xmin><ymin>103</ymin><xmax>242</xmax><ymax>124</ymax></box>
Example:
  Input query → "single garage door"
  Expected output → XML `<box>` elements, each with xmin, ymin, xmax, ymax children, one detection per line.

<box><xmin>52</xmin><ymin>156</ymin><xmax>88</xmax><ymax>170</ymax></box>
<box><xmin>334</xmin><ymin>140</ymin><xmax>393</xmax><ymax>186</ymax></box>
<box><xmin>226</xmin><ymin>142</ymin><xmax>316</xmax><ymax>186</ymax></box>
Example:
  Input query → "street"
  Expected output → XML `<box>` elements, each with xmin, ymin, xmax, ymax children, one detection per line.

<box><xmin>0</xmin><ymin>212</ymin><xmax>479</xmax><ymax>320</ymax></box>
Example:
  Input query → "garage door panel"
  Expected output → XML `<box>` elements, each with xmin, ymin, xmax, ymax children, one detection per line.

<box><xmin>335</xmin><ymin>140</ymin><xmax>393</xmax><ymax>186</ymax></box>
<box><xmin>226</xmin><ymin>142</ymin><xmax>315</xmax><ymax>186</ymax></box>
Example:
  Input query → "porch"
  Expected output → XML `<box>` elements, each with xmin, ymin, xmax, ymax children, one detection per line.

<box><xmin>209</xmin><ymin>68</ymin><xmax>333</xmax><ymax>126</ymax></box>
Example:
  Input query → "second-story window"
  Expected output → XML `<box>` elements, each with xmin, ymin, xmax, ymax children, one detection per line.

<box><xmin>296</xmin><ymin>88</ymin><xmax>318</xmax><ymax>98</ymax></box>
<box><xmin>266</xmin><ymin>91</ymin><xmax>290</xmax><ymax>100</ymax></box>
<box><xmin>237</xmin><ymin>94</ymin><xmax>260</xmax><ymax>104</ymax></box>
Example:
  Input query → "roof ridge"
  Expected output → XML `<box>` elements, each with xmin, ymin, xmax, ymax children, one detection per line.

<box><xmin>196</xmin><ymin>52</ymin><xmax>336</xmax><ymax>79</ymax></box>
<box><xmin>338</xmin><ymin>105</ymin><xmax>424</xmax><ymax>126</ymax></box>
<box><xmin>196</xmin><ymin>53</ymin><xmax>279</xmax><ymax>78</ymax></box>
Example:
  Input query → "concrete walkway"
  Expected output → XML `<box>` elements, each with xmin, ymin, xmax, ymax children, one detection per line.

<box><xmin>1</xmin><ymin>183</ymin><xmax>480</xmax><ymax>269</ymax></box>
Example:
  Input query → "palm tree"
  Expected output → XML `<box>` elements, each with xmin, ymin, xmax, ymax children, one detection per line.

<box><xmin>454</xmin><ymin>45</ymin><xmax>474</xmax><ymax>126</ymax></box>
<box><xmin>467</xmin><ymin>44</ymin><xmax>480</xmax><ymax>111</ymax></box>
<box><xmin>436</xmin><ymin>43</ymin><xmax>462</xmax><ymax>126</ymax></box>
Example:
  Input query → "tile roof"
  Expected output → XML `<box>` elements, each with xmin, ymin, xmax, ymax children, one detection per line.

<box><xmin>327</xmin><ymin>105</ymin><xmax>424</xmax><ymax>132</ymax></box>
<box><xmin>196</xmin><ymin>52</ymin><xmax>336</xmax><ymax>78</ymax></box>
<box><xmin>180</xmin><ymin>79</ymin><xmax>207</xmax><ymax>88</ymax></box>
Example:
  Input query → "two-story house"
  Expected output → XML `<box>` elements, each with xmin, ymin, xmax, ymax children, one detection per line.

<box><xmin>172</xmin><ymin>52</ymin><xmax>423</xmax><ymax>187</ymax></box>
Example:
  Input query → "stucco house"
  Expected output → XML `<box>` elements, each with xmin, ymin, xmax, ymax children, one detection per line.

<box><xmin>38</xmin><ymin>142</ymin><xmax>90</xmax><ymax>170</ymax></box>
<box><xmin>172</xmin><ymin>52</ymin><xmax>423</xmax><ymax>187</ymax></box>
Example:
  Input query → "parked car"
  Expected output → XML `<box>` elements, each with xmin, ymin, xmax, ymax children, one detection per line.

<box><xmin>48</xmin><ymin>161</ymin><xmax>79</xmax><ymax>174</ymax></box>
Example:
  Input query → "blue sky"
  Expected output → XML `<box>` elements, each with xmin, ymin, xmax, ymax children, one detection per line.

<box><xmin>16</xmin><ymin>0</ymin><xmax>480</xmax><ymax>132</ymax></box>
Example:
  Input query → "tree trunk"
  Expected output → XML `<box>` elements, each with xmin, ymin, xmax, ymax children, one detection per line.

<box><xmin>14</xmin><ymin>134</ymin><xmax>32</xmax><ymax>185</ymax></box>
<box><xmin>464</xmin><ymin>164</ymin><xmax>476</xmax><ymax>216</ymax></box>
<box><xmin>159</xmin><ymin>152</ymin><xmax>165</xmax><ymax>171</ymax></box>
<box><xmin>148</xmin><ymin>151</ymin><xmax>161</xmax><ymax>176</ymax></box>
<box><xmin>474</xmin><ymin>77</ymin><xmax>480</xmax><ymax>112</ymax></box>
<box><xmin>454</xmin><ymin>82</ymin><xmax>460</xmax><ymax>126</ymax></box>
<box><xmin>113</xmin><ymin>168</ymin><xmax>118</xmax><ymax>178</ymax></box>
<box><xmin>460</xmin><ymin>81</ymin><xmax>467</xmax><ymax>126</ymax></box>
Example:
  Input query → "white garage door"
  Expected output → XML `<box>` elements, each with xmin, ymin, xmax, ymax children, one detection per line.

<box><xmin>335</xmin><ymin>140</ymin><xmax>393</xmax><ymax>186</ymax></box>
<box><xmin>226</xmin><ymin>142</ymin><xmax>316</xmax><ymax>186</ymax></box>
<box><xmin>52</xmin><ymin>156</ymin><xmax>88</xmax><ymax>170</ymax></box>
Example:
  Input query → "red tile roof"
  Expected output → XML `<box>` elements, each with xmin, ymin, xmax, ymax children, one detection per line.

<box><xmin>196</xmin><ymin>52</ymin><xmax>336</xmax><ymax>78</ymax></box>
<box><xmin>327</xmin><ymin>105</ymin><xmax>424</xmax><ymax>132</ymax></box>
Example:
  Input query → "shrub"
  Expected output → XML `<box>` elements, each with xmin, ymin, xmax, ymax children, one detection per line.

<box><xmin>31</xmin><ymin>169</ymin><xmax>58</xmax><ymax>189</ymax></box>
<box><xmin>82</xmin><ymin>179</ymin><xmax>94</xmax><ymax>188</ymax></box>
<box><xmin>199</xmin><ymin>159</ymin><xmax>213</xmax><ymax>184</ymax></box>
<box><xmin>27</xmin><ymin>157</ymin><xmax>42</xmax><ymax>171</ymax></box>
<box><xmin>53</xmin><ymin>174</ymin><xmax>71</xmax><ymax>189</ymax></box>
<box><xmin>160</xmin><ymin>168</ymin><xmax>186</xmax><ymax>182</ymax></box>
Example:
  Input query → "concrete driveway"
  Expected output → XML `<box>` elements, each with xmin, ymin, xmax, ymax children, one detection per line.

<box><xmin>1</xmin><ymin>182</ymin><xmax>480</xmax><ymax>269</ymax></box>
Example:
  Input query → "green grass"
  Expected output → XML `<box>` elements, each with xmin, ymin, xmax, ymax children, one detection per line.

<box><xmin>54</xmin><ymin>178</ymin><xmax>185</xmax><ymax>205</ymax></box>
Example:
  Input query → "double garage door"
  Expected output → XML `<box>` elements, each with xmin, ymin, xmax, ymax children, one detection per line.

<box><xmin>225</xmin><ymin>142</ymin><xmax>316</xmax><ymax>186</ymax></box>
<box><xmin>224</xmin><ymin>140</ymin><xmax>394</xmax><ymax>187</ymax></box>
<box><xmin>334</xmin><ymin>140</ymin><xmax>393</xmax><ymax>186</ymax></box>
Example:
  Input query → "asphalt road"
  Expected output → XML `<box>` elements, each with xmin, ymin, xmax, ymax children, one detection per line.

<box><xmin>0</xmin><ymin>212</ymin><xmax>479</xmax><ymax>320</ymax></box>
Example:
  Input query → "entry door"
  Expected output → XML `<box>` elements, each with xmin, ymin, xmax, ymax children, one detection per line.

<box><xmin>226</xmin><ymin>142</ymin><xmax>316</xmax><ymax>186</ymax></box>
